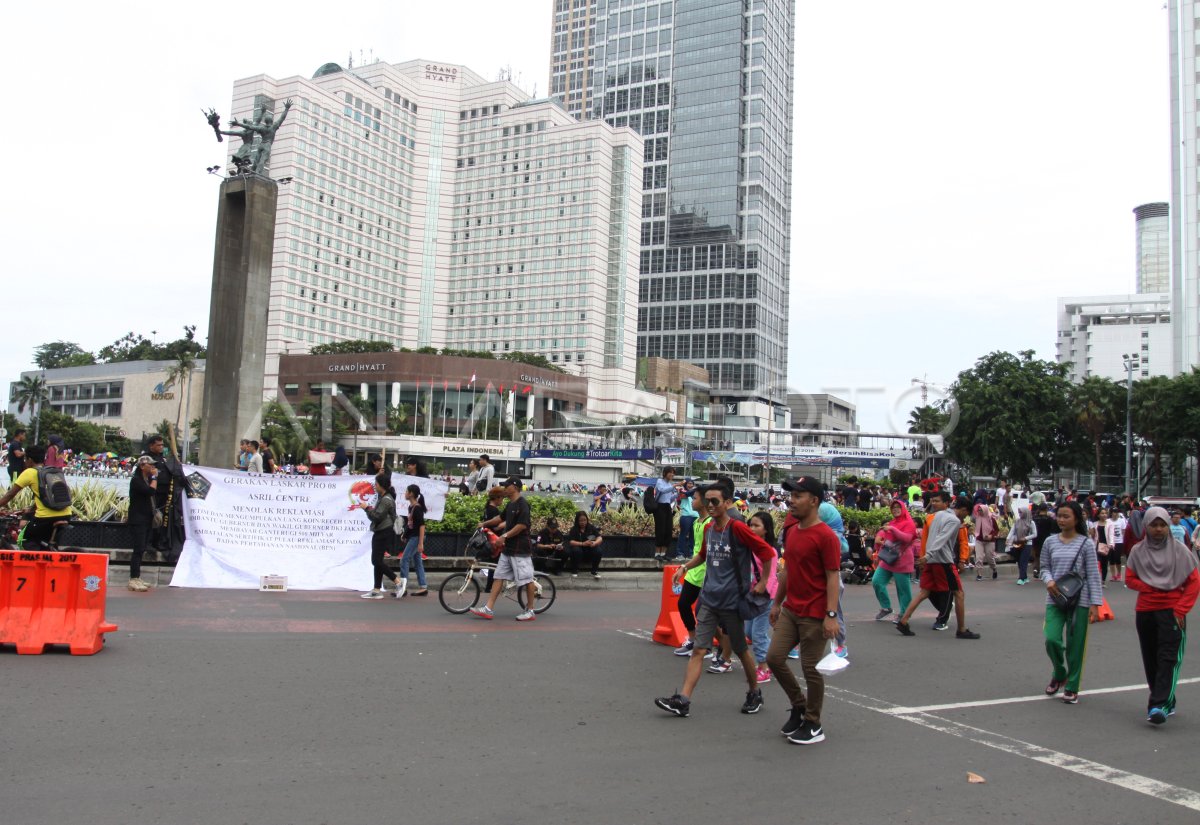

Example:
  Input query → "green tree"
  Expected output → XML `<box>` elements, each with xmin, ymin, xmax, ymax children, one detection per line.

<box><xmin>501</xmin><ymin>351</ymin><xmax>565</xmax><ymax>373</ymax></box>
<box><xmin>945</xmin><ymin>350</ymin><xmax>1070</xmax><ymax>484</ymax></box>
<box><xmin>13</xmin><ymin>375</ymin><xmax>50</xmax><ymax>443</ymax></box>
<box><xmin>1173</xmin><ymin>369</ymin><xmax>1200</xmax><ymax>494</ymax></box>
<box><xmin>1068</xmin><ymin>377</ymin><xmax>1124</xmax><ymax>486</ymax></box>
<box><xmin>34</xmin><ymin>341</ymin><xmax>95</xmax><ymax>369</ymax></box>
<box><xmin>1130</xmin><ymin>375</ymin><xmax>1176</xmax><ymax>495</ymax></box>
<box><xmin>163</xmin><ymin>351</ymin><xmax>198</xmax><ymax>444</ymax></box>
<box><xmin>98</xmin><ymin>326</ymin><xmax>206</xmax><ymax>363</ymax></box>
<box><xmin>309</xmin><ymin>339</ymin><xmax>395</xmax><ymax>355</ymax></box>
<box><xmin>907</xmin><ymin>404</ymin><xmax>950</xmax><ymax>434</ymax></box>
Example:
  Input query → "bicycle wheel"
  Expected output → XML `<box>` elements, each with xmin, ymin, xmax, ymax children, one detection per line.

<box><xmin>517</xmin><ymin>573</ymin><xmax>557</xmax><ymax>614</ymax></box>
<box><xmin>439</xmin><ymin>573</ymin><xmax>481</xmax><ymax>614</ymax></box>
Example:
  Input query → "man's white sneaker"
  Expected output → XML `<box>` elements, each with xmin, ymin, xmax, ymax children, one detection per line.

<box><xmin>515</xmin><ymin>609</ymin><xmax>536</xmax><ymax>622</ymax></box>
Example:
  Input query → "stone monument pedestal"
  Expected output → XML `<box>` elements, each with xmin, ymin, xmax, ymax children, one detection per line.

<box><xmin>198</xmin><ymin>175</ymin><xmax>277</xmax><ymax>469</ymax></box>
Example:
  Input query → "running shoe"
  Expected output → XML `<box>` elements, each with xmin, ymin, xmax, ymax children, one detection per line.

<box><xmin>360</xmin><ymin>590</ymin><xmax>384</xmax><ymax>599</ymax></box>
<box><xmin>780</xmin><ymin>706</ymin><xmax>806</xmax><ymax>737</ymax></box>
<box><xmin>1016</xmin><ymin>579</ymin><xmax>1027</xmax><ymax>585</ymax></box>
<box><xmin>874</xmin><ymin>608</ymin><xmax>893</xmax><ymax>622</ymax></box>
<box><xmin>707</xmin><ymin>657</ymin><xmax>733</xmax><ymax>674</ymax></box>
<box><xmin>787</xmin><ymin>647</ymin><xmax>800</xmax><ymax>659</ymax></box>
<box><xmin>1148</xmin><ymin>707</ymin><xmax>1167</xmax><ymax>725</ymax></box>
<box><xmin>787</xmin><ymin>720</ymin><xmax>825</xmax><ymax>745</ymax></box>
<box><xmin>469</xmin><ymin>605</ymin><xmax>494</xmax><ymax>619</ymax></box>
<box><xmin>674</xmin><ymin>640</ymin><xmax>695</xmax><ymax>656</ymax></box>
<box><xmin>976</xmin><ymin>574</ymin><xmax>983</xmax><ymax>581</ymax></box>
<box><xmin>955</xmin><ymin>629</ymin><xmax>981</xmax><ymax>639</ymax></box>
<box><xmin>740</xmin><ymin>689</ymin><xmax>764</xmax><ymax>714</ymax></box>
<box><xmin>393</xmin><ymin>579</ymin><xmax>407</xmax><ymax>599</ymax></box>
<box><xmin>515</xmin><ymin>609</ymin><xmax>536</xmax><ymax>622</ymax></box>
<box><xmin>654</xmin><ymin>694</ymin><xmax>690</xmax><ymax>717</ymax></box>
<box><xmin>992</xmin><ymin>570</ymin><xmax>998</xmax><ymax>580</ymax></box>
<box><xmin>755</xmin><ymin>665</ymin><xmax>772</xmax><ymax>684</ymax></box>
<box><xmin>1045</xmin><ymin>679</ymin><xmax>1065</xmax><ymax>696</ymax></box>
<box><xmin>1062</xmin><ymin>691</ymin><xmax>1079</xmax><ymax>704</ymax></box>
<box><xmin>592</xmin><ymin>573</ymin><xmax>602</xmax><ymax>579</ymax></box>
<box><xmin>932</xmin><ymin>621</ymin><xmax>948</xmax><ymax>631</ymax></box>
<box><xmin>896</xmin><ymin>621</ymin><xmax>915</xmax><ymax>637</ymax></box>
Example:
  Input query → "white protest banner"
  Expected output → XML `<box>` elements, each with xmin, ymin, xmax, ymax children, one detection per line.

<box><xmin>170</xmin><ymin>466</ymin><xmax>447</xmax><ymax>590</ymax></box>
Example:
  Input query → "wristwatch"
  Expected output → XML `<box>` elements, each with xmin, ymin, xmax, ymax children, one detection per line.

<box><xmin>825</xmin><ymin>611</ymin><xmax>837</xmax><ymax>619</ymax></box>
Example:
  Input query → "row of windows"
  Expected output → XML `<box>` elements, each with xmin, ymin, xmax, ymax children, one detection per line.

<box><xmin>639</xmin><ymin>271</ymin><xmax>759</xmax><ymax>303</ymax></box>
<box><xmin>51</xmin><ymin>402</ymin><xmax>122</xmax><ymax>419</ymax></box>
<box><xmin>639</xmin><ymin>246</ymin><xmax>760</xmax><ymax>274</ymax></box>
<box><xmin>638</xmin><ymin>302</ymin><xmax>757</xmax><ymax>332</ymax></box>
<box><xmin>48</xmin><ymin>382</ymin><xmax>124</xmax><ymax>402</ymax></box>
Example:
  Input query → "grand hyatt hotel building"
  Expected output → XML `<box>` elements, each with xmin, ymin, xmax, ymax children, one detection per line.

<box><xmin>226</xmin><ymin>57</ymin><xmax>678</xmax><ymax>426</ymax></box>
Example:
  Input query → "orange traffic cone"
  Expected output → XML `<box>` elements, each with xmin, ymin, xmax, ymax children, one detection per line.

<box><xmin>652</xmin><ymin>565</ymin><xmax>688</xmax><ymax>648</ymax></box>
<box><xmin>1096</xmin><ymin>598</ymin><xmax>1115</xmax><ymax>622</ymax></box>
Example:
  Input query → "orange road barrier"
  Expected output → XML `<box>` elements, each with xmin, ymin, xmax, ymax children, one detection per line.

<box><xmin>1096</xmin><ymin>597</ymin><xmax>1115</xmax><ymax>622</ymax></box>
<box><xmin>0</xmin><ymin>551</ymin><xmax>119</xmax><ymax>655</ymax></box>
<box><xmin>653</xmin><ymin>564</ymin><xmax>688</xmax><ymax>648</ymax></box>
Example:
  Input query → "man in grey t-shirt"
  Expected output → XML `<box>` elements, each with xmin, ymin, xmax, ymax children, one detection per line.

<box><xmin>896</xmin><ymin>492</ymin><xmax>980</xmax><ymax>639</ymax></box>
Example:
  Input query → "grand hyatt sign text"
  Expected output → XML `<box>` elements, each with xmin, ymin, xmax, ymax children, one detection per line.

<box><xmin>327</xmin><ymin>363</ymin><xmax>386</xmax><ymax>373</ymax></box>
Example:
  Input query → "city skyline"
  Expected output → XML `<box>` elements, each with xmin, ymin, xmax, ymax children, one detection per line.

<box><xmin>0</xmin><ymin>1</ymin><xmax>1169</xmax><ymax>433</ymax></box>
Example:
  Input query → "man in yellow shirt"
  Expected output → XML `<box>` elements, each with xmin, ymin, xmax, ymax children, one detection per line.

<box><xmin>0</xmin><ymin>445</ymin><xmax>73</xmax><ymax>546</ymax></box>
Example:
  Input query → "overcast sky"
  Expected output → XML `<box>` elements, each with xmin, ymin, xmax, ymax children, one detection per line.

<box><xmin>0</xmin><ymin>1</ymin><xmax>1169</xmax><ymax>433</ymax></box>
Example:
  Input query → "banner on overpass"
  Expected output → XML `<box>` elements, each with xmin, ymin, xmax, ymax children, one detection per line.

<box><xmin>521</xmin><ymin>448</ymin><xmax>654</xmax><ymax>460</ymax></box>
<box><xmin>690</xmin><ymin>445</ymin><xmax>920</xmax><ymax>470</ymax></box>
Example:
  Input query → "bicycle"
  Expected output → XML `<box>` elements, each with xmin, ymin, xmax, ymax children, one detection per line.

<box><xmin>0</xmin><ymin>510</ymin><xmax>75</xmax><ymax>551</ymax></box>
<box><xmin>438</xmin><ymin>556</ymin><xmax>557</xmax><ymax>615</ymax></box>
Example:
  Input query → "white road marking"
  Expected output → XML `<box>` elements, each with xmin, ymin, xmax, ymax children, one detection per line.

<box><xmin>882</xmin><ymin>677</ymin><xmax>1200</xmax><ymax>715</ymax></box>
<box><xmin>616</xmin><ymin>628</ymin><xmax>655</xmax><ymax>641</ymax></box>
<box><xmin>829</xmin><ymin>685</ymin><xmax>1200</xmax><ymax>813</ymax></box>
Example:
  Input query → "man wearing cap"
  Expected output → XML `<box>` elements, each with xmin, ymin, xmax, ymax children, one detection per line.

<box><xmin>126</xmin><ymin>456</ymin><xmax>160</xmax><ymax>592</ymax></box>
<box><xmin>655</xmin><ymin>483</ymin><xmax>778</xmax><ymax>718</ymax></box>
<box><xmin>895</xmin><ymin>491</ymin><xmax>981</xmax><ymax>639</ymax></box>
<box><xmin>764</xmin><ymin>476</ymin><xmax>842</xmax><ymax>745</ymax></box>
<box><xmin>471</xmin><ymin>477</ymin><xmax>538</xmax><ymax>621</ymax></box>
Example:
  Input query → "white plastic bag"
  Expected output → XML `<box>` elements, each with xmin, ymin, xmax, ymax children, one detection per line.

<box><xmin>816</xmin><ymin>641</ymin><xmax>849</xmax><ymax>677</ymax></box>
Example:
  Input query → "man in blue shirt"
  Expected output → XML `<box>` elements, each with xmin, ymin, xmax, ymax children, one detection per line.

<box><xmin>652</xmin><ymin>468</ymin><xmax>678</xmax><ymax>563</ymax></box>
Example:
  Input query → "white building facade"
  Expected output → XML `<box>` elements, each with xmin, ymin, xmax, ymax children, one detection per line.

<box><xmin>224</xmin><ymin>59</ymin><xmax>644</xmax><ymax>414</ymax></box>
<box><xmin>1055</xmin><ymin>295</ymin><xmax>1172</xmax><ymax>383</ymax></box>
<box><xmin>1170</xmin><ymin>1</ymin><xmax>1200</xmax><ymax>373</ymax></box>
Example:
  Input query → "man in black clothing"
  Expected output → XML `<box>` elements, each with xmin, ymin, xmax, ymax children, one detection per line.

<box><xmin>126</xmin><ymin>456</ymin><xmax>160</xmax><ymax>592</ymax></box>
<box><xmin>6</xmin><ymin>428</ymin><xmax>26</xmax><ymax>483</ymax></box>
<box><xmin>142</xmin><ymin>435</ymin><xmax>184</xmax><ymax>557</ymax></box>
<box><xmin>471</xmin><ymin>478</ymin><xmax>537</xmax><ymax>620</ymax></box>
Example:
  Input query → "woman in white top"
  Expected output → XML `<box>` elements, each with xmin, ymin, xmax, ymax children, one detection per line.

<box><xmin>1089</xmin><ymin>509</ymin><xmax>1114</xmax><ymax>586</ymax></box>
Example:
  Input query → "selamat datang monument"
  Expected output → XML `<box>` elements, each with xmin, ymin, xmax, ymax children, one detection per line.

<box><xmin>198</xmin><ymin>98</ymin><xmax>292</xmax><ymax>469</ymax></box>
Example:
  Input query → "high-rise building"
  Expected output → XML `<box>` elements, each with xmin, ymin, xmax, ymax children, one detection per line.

<box><xmin>1055</xmin><ymin>294</ymin><xmax>1172</xmax><ymax>383</ymax></box>
<box><xmin>566</xmin><ymin>0</ymin><xmax>795</xmax><ymax>410</ymax></box>
<box><xmin>550</xmin><ymin>0</ymin><xmax>597</xmax><ymax>120</ymax></box>
<box><xmin>1170</xmin><ymin>1</ymin><xmax>1199</xmax><ymax>373</ymax></box>
<box><xmin>223</xmin><ymin>59</ymin><xmax>644</xmax><ymax>408</ymax></box>
<box><xmin>1134</xmin><ymin>202</ymin><xmax>1169</xmax><ymax>294</ymax></box>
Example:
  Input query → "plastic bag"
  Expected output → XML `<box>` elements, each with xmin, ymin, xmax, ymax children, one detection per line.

<box><xmin>816</xmin><ymin>641</ymin><xmax>849</xmax><ymax>677</ymax></box>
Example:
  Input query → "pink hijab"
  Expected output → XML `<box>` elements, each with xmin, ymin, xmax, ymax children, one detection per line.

<box><xmin>973</xmin><ymin>503</ymin><xmax>996</xmax><ymax>538</ymax></box>
<box><xmin>881</xmin><ymin>500</ymin><xmax>916</xmax><ymax>545</ymax></box>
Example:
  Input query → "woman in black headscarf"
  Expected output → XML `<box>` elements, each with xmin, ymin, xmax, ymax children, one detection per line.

<box><xmin>1126</xmin><ymin>506</ymin><xmax>1200</xmax><ymax>725</ymax></box>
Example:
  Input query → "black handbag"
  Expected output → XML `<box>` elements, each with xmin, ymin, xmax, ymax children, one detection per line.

<box><xmin>1050</xmin><ymin>541</ymin><xmax>1090</xmax><ymax>611</ymax></box>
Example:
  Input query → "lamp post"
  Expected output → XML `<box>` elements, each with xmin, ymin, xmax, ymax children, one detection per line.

<box><xmin>1122</xmin><ymin>353</ymin><xmax>1139</xmax><ymax>498</ymax></box>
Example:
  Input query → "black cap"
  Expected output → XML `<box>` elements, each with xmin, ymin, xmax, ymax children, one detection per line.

<box><xmin>782</xmin><ymin>476</ymin><xmax>824</xmax><ymax>498</ymax></box>
<box><xmin>501</xmin><ymin>476</ymin><xmax>522</xmax><ymax>488</ymax></box>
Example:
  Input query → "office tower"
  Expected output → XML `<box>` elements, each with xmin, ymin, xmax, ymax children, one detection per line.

<box><xmin>1170</xmin><ymin>1</ymin><xmax>1199</xmax><ymax>373</ymax></box>
<box><xmin>550</xmin><ymin>0</ymin><xmax>597</xmax><ymax>119</ymax></box>
<box><xmin>223</xmin><ymin>59</ymin><xmax>642</xmax><ymax>394</ymax></box>
<box><xmin>1134</xmin><ymin>202</ymin><xmax>1169</xmax><ymax>294</ymax></box>
<box><xmin>577</xmin><ymin>0</ymin><xmax>795</xmax><ymax>406</ymax></box>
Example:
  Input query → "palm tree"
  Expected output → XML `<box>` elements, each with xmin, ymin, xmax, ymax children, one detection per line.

<box><xmin>162</xmin><ymin>352</ymin><xmax>196</xmax><ymax>446</ymax></box>
<box><xmin>14</xmin><ymin>375</ymin><xmax>49</xmax><ymax>443</ymax></box>
<box><xmin>1070</xmin><ymin>376</ymin><xmax>1121</xmax><ymax>487</ymax></box>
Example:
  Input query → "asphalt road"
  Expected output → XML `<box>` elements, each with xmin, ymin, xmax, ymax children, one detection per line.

<box><xmin>3</xmin><ymin>574</ymin><xmax>1198</xmax><ymax>825</ymax></box>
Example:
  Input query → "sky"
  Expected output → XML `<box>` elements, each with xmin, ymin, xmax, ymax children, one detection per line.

<box><xmin>0</xmin><ymin>1</ymin><xmax>1170</xmax><ymax>434</ymax></box>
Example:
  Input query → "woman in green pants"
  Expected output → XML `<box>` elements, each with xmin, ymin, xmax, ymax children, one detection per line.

<box><xmin>1040</xmin><ymin>502</ymin><xmax>1103</xmax><ymax>704</ymax></box>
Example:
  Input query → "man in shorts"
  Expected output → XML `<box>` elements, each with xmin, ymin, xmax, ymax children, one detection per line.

<box><xmin>896</xmin><ymin>491</ymin><xmax>981</xmax><ymax>639</ymax></box>
<box><xmin>655</xmin><ymin>484</ymin><xmax>777</xmax><ymax>718</ymax></box>
<box><xmin>471</xmin><ymin>477</ymin><xmax>538</xmax><ymax>621</ymax></box>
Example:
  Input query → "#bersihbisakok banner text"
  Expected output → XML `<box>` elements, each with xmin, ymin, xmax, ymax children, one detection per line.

<box><xmin>170</xmin><ymin>465</ymin><xmax>448</xmax><ymax>590</ymax></box>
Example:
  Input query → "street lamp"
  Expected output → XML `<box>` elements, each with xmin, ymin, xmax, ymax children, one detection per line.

<box><xmin>1121</xmin><ymin>354</ymin><xmax>1139</xmax><ymax>498</ymax></box>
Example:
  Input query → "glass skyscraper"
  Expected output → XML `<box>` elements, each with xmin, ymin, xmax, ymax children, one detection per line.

<box><xmin>561</xmin><ymin>0</ymin><xmax>794</xmax><ymax>404</ymax></box>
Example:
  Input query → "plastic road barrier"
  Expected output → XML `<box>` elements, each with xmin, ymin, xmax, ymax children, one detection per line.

<box><xmin>0</xmin><ymin>550</ymin><xmax>119</xmax><ymax>655</ymax></box>
<box><xmin>652</xmin><ymin>564</ymin><xmax>688</xmax><ymax>648</ymax></box>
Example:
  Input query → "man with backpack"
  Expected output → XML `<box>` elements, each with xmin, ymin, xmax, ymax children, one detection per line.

<box><xmin>0</xmin><ymin>445</ymin><xmax>73</xmax><ymax>547</ymax></box>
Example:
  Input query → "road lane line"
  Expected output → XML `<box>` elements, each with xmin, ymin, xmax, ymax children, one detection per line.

<box><xmin>881</xmin><ymin>677</ymin><xmax>1200</xmax><ymax>715</ymax></box>
<box><xmin>828</xmin><ymin>685</ymin><xmax>1200</xmax><ymax>813</ymax></box>
<box><xmin>616</xmin><ymin>629</ymin><xmax>655</xmax><ymax>641</ymax></box>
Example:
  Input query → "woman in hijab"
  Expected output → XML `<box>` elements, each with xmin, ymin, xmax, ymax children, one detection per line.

<box><xmin>972</xmin><ymin>503</ymin><xmax>998</xmax><ymax>581</ymax></box>
<box><xmin>1125</xmin><ymin>506</ymin><xmax>1200</xmax><ymax>724</ymax></box>
<box><xmin>871</xmin><ymin>500</ymin><xmax>917</xmax><ymax>622</ymax></box>
<box><xmin>1008</xmin><ymin>507</ymin><xmax>1036</xmax><ymax>585</ymax></box>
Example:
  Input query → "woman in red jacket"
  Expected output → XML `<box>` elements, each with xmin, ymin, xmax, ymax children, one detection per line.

<box><xmin>1125</xmin><ymin>506</ymin><xmax>1200</xmax><ymax>725</ymax></box>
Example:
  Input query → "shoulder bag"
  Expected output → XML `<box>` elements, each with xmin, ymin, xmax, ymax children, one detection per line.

<box><xmin>733</xmin><ymin>536</ymin><xmax>771</xmax><ymax>620</ymax></box>
<box><xmin>1050</xmin><ymin>539</ymin><xmax>1090</xmax><ymax>611</ymax></box>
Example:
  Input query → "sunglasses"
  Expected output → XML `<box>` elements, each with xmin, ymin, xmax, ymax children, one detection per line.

<box><xmin>704</xmin><ymin>498</ymin><xmax>724</xmax><ymax>506</ymax></box>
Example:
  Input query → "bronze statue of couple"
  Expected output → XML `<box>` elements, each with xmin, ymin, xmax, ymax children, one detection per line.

<box><xmin>204</xmin><ymin>99</ymin><xmax>292</xmax><ymax>176</ymax></box>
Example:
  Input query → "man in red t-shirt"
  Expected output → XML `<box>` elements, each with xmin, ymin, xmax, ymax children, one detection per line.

<box><xmin>767</xmin><ymin>476</ymin><xmax>842</xmax><ymax>745</ymax></box>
